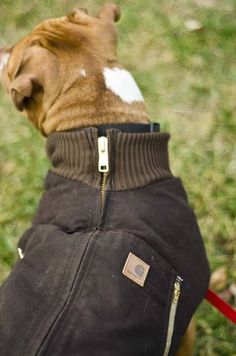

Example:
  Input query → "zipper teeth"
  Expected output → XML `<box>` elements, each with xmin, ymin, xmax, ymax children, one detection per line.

<box><xmin>100</xmin><ymin>172</ymin><xmax>108</xmax><ymax>210</ymax></box>
<box><xmin>163</xmin><ymin>276</ymin><xmax>182</xmax><ymax>356</ymax></box>
<box><xmin>98</xmin><ymin>136</ymin><xmax>109</xmax><ymax>212</ymax></box>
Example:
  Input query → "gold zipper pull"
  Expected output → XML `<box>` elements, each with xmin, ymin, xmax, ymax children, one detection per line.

<box><xmin>173</xmin><ymin>281</ymin><xmax>181</xmax><ymax>304</ymax></box>
<box><xmin>173</xmin><ymin>276</ymin><xmax>183</xmax><ymax>303</ymax></box>
<box><xmin>98</xmin><ymin>136</ymin><xmax>109</xmax><ymax>173</ymax></box>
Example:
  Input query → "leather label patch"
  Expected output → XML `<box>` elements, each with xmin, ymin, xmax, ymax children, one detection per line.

<box><xmin>122</xmin><ymin>252</ymin><xmax>150</xmax><ymax>287</ymax></box>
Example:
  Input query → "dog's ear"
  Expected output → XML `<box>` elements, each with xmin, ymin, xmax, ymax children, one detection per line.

<box><xmin>6</xmin><ymin>45</ymin><xmax>56</xmax><ymax>113</ymax></box>
<box><xmin>97</xmin><ymin>3</ymin><xmax>121</xmax><ymax>23</ymax></box>
<box><xmin>0</xmin><ymin>46</ymin><xmax>38</xmax><ymax>111</ymax></box>
<box><xmin>68</xmin><ymin>3</ymin><xmax>121</xmax><ymax>25</ymax></box>
<box><xmin>10</xmin><ymin>75</ymin><xmax>35</xmax><ymax>111</ymax></box>
<box><xmin>67</xmin><ymin>7</ymin><xmax>93</xmax><ymax>25</ymax></box>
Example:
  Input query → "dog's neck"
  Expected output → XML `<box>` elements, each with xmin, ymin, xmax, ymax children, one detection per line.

<box><xmin>39</xmin><ymin>65</ymin><xmax>150</xmax><ymax>135</ymax></box>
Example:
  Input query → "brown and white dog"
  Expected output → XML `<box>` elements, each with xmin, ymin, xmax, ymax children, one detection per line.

<box><xmin>0</xmin><ymin>4</ymin><xmax>196</xmax><ymax>355</ymax></box>
<box><xmin>0</xmin><ymin>4</ymin><xmax>149</xmax><ymax>135</ymax></box>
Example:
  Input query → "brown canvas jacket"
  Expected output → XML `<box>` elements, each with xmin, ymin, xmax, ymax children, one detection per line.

<box><xmin>0</xmin><ymin>127</ymin><xmax>210</xmax><ymax>355</ymax></box>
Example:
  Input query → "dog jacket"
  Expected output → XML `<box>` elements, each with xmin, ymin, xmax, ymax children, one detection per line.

<box><xmin>0</xmin><ymin>127</ymin><xmax>210</xmax><ymax>355</ymax></box>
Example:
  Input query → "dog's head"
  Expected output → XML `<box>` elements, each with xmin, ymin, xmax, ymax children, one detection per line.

<box><xmin>0</xmin><ymin>4</ymin><xmax>149</xmax><ymax>135</ymax></box>
<box><xmin>0</xmin><ymin>4</ymin><xmax>148</xmax><ymax>135</ymax></box>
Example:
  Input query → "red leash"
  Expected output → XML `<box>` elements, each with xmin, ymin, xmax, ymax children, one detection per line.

<box><xmin>205</xmin><ymin>289</ymin><xmax>236</xmax><ymax>324</ymax></box>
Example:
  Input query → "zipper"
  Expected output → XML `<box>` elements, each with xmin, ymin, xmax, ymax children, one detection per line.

<box><xmin>163</xmin><ymin>275</ymin><xmax>183</xmax><ymax>356</ymax></box>
<box><xmin>18</xmin><ymin>247</ymin><xmax>24</xmax><ymax>259</ymax></box>
<box><xmin>98</xmin><ymin>136</ymin><xmax>109</xmax><ymax>211</ymax></box>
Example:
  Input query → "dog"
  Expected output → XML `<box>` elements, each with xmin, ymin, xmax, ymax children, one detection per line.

<box><xmin>0</xmin><ymin>4</ymin><xmax>209</xmax><ymax>355</ymax></box>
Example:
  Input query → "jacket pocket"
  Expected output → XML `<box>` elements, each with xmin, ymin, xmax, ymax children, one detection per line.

<box><xmin>163</xmin><ymin>275</ymin><xmax>183</xmax><ymax>356</ymax></box>
<box><xmin>41</xmin><ymin>230</ymin><xmax>187</xmax><ymax>356</ymax></box>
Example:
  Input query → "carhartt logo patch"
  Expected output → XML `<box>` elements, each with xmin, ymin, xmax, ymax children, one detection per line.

<box><xmin>122</xmin><ymin>252</ymin><xmax>150</xmax><ymax>287</ymax></box>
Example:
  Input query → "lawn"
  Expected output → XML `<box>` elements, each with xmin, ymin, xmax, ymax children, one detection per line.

<box><xmin>0</xmin><ymin>0</ymin><xmax>235</xmax><ymax>354</ymax></box>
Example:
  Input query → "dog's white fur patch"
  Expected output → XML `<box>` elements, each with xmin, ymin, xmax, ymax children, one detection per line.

<box><xmin>103</xmin><ymin>67</ymin><xmax>144</xmax><ymax>104</ymax></box>
<box><xmin>0</xmin><ymin>52</ymin><xmax>10</xmax><ymax>71</ymax></box>
<box><xmin>80</xmin><ymin>69</ymin><xmax>86</xmax><ymax>77</ymax></box>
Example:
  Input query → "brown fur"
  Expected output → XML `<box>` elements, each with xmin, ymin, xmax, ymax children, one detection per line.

<box><xmin>1</xmin><ymin>4</ymin><xmax>149</xmax><ymax>135</ymax></box>
<box><xmin>176</xmin><ymin>318</ymin><xmax>196</xmax><ymax>356</ymax></box>
<box><xmin>0</xmin><ymin>3</ymin><xmax>195</xmax><ymax>353</ymax></box>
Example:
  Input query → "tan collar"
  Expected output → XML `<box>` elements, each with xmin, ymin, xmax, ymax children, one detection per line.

<box><xmin>46</xmin><ymin>127</ymin><xmax>173</xmax><ymax>190</ymax></box>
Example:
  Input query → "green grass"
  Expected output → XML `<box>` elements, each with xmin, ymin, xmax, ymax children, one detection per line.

<box><xmin>0</xmin><ymin>0</ymin><xmax>236</xmax><ymax>354</ymax></box>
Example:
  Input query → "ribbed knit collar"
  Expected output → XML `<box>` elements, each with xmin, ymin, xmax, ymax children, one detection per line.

<box><xmin>46</xmin><ymin>127</ymin><xmax>173</xmax><ymax>190</ymax></box>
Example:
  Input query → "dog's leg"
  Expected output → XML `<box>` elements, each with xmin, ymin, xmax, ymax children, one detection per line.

<box><xmin>176</xmin><ymin>318</ymin><xmax>196</xmax><ymax>356</ymax></box>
